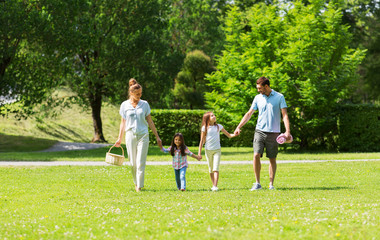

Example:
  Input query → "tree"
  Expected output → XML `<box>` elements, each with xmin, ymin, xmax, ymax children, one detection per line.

<box><xmin>164</xmin><ymin>0</ymin><xmax>228</xmax><ymax>109</ymax></box>
<box><xmin>40</xmin><ymin>0</ymin><xmax>172</xmax><ymax>142</ymax></box>
<box><xmin>0</xmin><ymin>0</ymin><xmax>62</xmax><ymax>117</ymax></box>
<box><xmin>173</xmin><ymin>50</ymin><xmax>215</xmax><ymax>109</ymax></box>
<box><xmin>205</xmin><ymin>0</ymin><xmax>366</xmax><ymax>149</ymax></box>
<box><xmin>338</xmin><ymin>0</ymin><xmax>380</xmax><ymax>102</ymax></box>
<box><xmin>167</xmin><ymin>0</ymin><xmax>227</xmax><ymax>57</ymax></box>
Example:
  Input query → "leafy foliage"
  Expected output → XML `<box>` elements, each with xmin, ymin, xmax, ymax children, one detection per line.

<box><xmin>149</xmin><ymin>109</ymin><xmax>255</xmax><ymax>147</ymax></box>
<box><xmin>38</xmin><ymin>0</ymin><xmax>173</xmax><ymax>142</ymax></box>
<box><xmin>172</xmin><ymin>50</ymin><xmax>215</xmax><ymax>109</ymax></box>
<box><xmin>167</xmin><ymin>0</ymin><xmax>227</xmax><ymax>57</ymax></box>
<box><xmin>340</xmin><ymin>0</ymin><xmax>380</xmax><ymax>103</ymax></box>
<box><xmin>0</xmin><ymin>0</ymin><xmax>63</xmax><ymax>116</ymax></box>
<box><xmin>205</xmin><ymin>0</ymin><xmax>366</xmax><ymax>149</ymax></box>
<box><xmin>337</xmin><ymin>104</ymin><xmax>380</xmax><ymax>152</ymax></box>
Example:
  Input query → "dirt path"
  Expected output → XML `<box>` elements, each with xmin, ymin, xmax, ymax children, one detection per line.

<box><xmin>38</xmin><ymin>141</ymin><xmax>112</xmax><ymax>152</ymax></box>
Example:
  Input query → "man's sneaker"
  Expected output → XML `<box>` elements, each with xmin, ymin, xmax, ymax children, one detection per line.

<box><xmin>269</xmin><ymin>185</ymin><xmax>275</xmax><ymax>190</ymax></box>
<box><xmin>211</xmin><ymin>186</ymin><xmax>219</xmax><ymax>191</ymax></box>
<box><xmin>250</xmin><ymin>183</ymin><xmax>262</xmax><ymax>191</ymax></box>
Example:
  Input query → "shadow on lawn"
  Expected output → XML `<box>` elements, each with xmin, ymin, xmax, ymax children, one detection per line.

<box><xmin>0</xmin><ymin>134</ymin><xmax>58</xmax><ymax>152</ymax></box>
<box><xmin>277</xmin><ymin>186</ymin><xmax>352</xmax><ymax>191</ymax></box>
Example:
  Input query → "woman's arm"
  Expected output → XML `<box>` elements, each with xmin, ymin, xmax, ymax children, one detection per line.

<box><xmin>221</xmin><ymin>128</ymin><xmax>236</xmax><ymax>138</ymax></box>
<box><xmin>115</xmin><ymin>117</ymin><xmax>126</xmax><ymax>147</ymax></box>
<box><xmin>146</xmin><ymin>114</ymin><xmax>162</xmax><ymax>149</ymax></box>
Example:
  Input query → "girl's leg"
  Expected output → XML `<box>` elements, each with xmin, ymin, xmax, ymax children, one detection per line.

<box><xmin>205</xmin><ymin>149</ymin><xmax>214</xmax><ymax>185</ymax></box>
<box><xmin>213</xmin><ymin>150</ymin><xmax>221</xmax><ymax>187</ymax></box>
<box><xmin>209</xmin><ymin>173</ymin><xmax>214</xmax><ymax>185</ymax></box>
<box><xmin>180</xmin><ymin>167</ymin><xmax>187</xmax><ymax>190</ymax></box>
<box><xmin>174</xmin><ymin>169</ymin><xmax>181</xmax><ymax>190</ymax></box>
<box><xmin>135</xmin><ymin>133</ymin><xmax>149</xmax><ymax>190</ymax></box>
<box><xmin>213</xmin><ymin>171</ymin><xmax>219</xmax><ymax>187</ymax></box>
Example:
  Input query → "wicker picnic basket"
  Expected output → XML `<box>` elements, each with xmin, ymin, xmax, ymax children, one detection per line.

<box><xmin>105</xmin><ymin>146</ymin><xmax>125</xmax><ymax>166</ymax></box>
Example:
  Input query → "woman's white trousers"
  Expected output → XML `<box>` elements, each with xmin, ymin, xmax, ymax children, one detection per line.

<box><xmin>125</xmin><ymin>131</ymin><xmax>149</xmax><ymax>188</ymax></box>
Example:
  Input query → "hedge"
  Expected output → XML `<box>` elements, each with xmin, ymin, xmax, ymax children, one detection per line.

<box><xmin>337</xmin><ymin>104</ymin><xmax>380</xmax><ymax>152</ymax></box>
<box><xmin>148</xmin><ymin>104</ymin><xmax>380</xmax><ymax>152</ymax></box>
<box><xmin>148</xmin><ymin>109</ymin><xmax>257</xmax><ymax>147</ymax></box>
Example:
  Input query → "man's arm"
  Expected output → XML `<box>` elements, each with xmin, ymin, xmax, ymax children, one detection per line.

<box><xmin>234</xmin><ymin>108</ymin><xmax>255</xmax><ymax>135</ymax></box>
<box><xmin>281</xmin><ymin>108</ymin><xmax>291</xmax><ymax>139</ymax></box>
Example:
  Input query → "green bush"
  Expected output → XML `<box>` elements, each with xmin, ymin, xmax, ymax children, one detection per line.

<box><xmin>149</xmin><ymin>109</ymin><xmax>257</xmax><ymax>147</ymax></box>
<box><xmin>337</xmin><ymin>104</ymin><xmax>380</xmax><ymax>152</ymax></box>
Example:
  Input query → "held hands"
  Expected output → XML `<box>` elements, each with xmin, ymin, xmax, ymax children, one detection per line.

<box><xmin>156</xmin><ymin>137</ymin><xmax>163</xmax><ymax>149</ymax></box>
<box><xmin>195</xmin><ymin>155</ymin><xmax>202</xmax><ymax>161</ymax></box>
<box><xmin>234</xmin><ymin>128</ymin><xmax>241</xmax><ymax>136</ymax></box>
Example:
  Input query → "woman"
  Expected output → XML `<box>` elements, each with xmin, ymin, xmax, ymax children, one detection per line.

<box><xmin>115</xmin><ymin>78</ymin><xmax>162</xmax><ymax>192</ymax></box>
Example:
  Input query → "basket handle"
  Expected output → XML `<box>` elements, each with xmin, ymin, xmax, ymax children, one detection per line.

<box><xmin>108</xmin><ymin>145</ymin><xmax>125</xmax><ymax>156</ymax></box>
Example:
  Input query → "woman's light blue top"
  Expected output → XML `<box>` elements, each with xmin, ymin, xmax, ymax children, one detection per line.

<box><xmin>119</xmin><ymin>99</ymin><xmax>151</xmax><ymax>135</ymax></box>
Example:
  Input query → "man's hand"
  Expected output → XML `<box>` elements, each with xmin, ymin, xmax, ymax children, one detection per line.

<box><xmin>284</xmin><ymin>132</ymin><xmax>291</xmax><ymax>141</ymax></box>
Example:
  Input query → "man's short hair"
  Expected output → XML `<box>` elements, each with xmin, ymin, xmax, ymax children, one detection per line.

<box><xmin>257</xmin><ymin>77</ymin><xmax>270</xmax><ymax>86</ymax></box>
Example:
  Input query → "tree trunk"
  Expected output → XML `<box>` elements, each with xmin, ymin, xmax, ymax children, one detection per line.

<box><xmin>1</xmin><ymin>57</ymin><xmax>12</xmax><ymax>77</ymax></box>
<box><xmin>90</xmin><ymin>88</ymin><xmax>106</xmax><ymax>143</ymax></box>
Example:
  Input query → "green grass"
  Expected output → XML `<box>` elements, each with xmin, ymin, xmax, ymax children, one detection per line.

<box><xmin>0</xmin><ymin>144</ymin><xmax>379</xmax><ymax>162</ymax></box>
<box><xmin>0</xmin><ymin>162</ymin><xmax>379</xmax><ymax>239</ymax></box>
<box><xmin>0</xmin><ymin>101</ymin><xmax>120</xmax><ymax>146</ymax></box>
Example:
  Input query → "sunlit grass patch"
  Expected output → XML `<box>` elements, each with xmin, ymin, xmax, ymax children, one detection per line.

<box><xmin>0</xmin><ymin>161</ymin><xmax>379</xmax><ymax>239</ymax></box>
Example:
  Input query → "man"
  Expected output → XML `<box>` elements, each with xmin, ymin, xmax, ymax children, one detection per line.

<box><xmin>234</xmin><ymin>77</ymin><xmax>291</xmax><ymax>190</ymax></box>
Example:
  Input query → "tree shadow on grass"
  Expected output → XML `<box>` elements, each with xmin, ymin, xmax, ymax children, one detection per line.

<box><xmin>36</xmin><ymin>123</ymin><xmax>89</xmax><ymax>142</ymax></box>
<box><xmin>277</xmin><ymin>186</ymin><xmax>352</xmax><ymax>191</ymax></box>
<box><xmin>0</xmin><ymin>134</ymin><xmax>58</xmax><ymax>152</ymax></box>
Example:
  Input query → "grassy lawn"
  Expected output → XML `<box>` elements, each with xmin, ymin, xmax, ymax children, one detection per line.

<box><xmin>0</xmin><ymin>144</ymin><xmax>379</xmax><ymax>162</ymax></box>
<box><xmin>0</xmin><ymin>101</ymin><xmax>120</xmax><ymax>145</ymax></box>
<box><xmin>0</xmin><ymin>161</ymin><xmax>379</xmax><ymax>239</ymax></box>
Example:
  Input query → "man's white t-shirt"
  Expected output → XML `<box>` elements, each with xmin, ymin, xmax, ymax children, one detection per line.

<box><xmin>201</xmin><ymin>124</ymin><xmax>223</xmax><ymax>150</ymax></box>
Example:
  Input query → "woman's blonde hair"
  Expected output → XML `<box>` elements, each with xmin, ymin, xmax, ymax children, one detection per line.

<box><xmin>129</xmin><ymin>78</ymin><xmax>142</xmax><ymax>96</ymax></box>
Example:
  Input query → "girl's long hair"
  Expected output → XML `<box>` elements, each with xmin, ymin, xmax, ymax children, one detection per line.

<box><xmin>201</xmin><ymin>112</ymin><xmax>218</xmax><ymax>136</ymax></box>
<box><xmin>170</xmin><ymin>133</ymin><xmax>186</xmax><ymax>156</ymax></box>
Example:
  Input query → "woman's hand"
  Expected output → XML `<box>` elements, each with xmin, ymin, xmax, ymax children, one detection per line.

<box><xmin>114</xmin><ymin>139</ymin><xmax>122</xmax><ymax>147</ymax></box>
<box><xmin>156</xmin><ymin>137</ymin><xmax>162</xmax><ymax>149</ymax></box>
